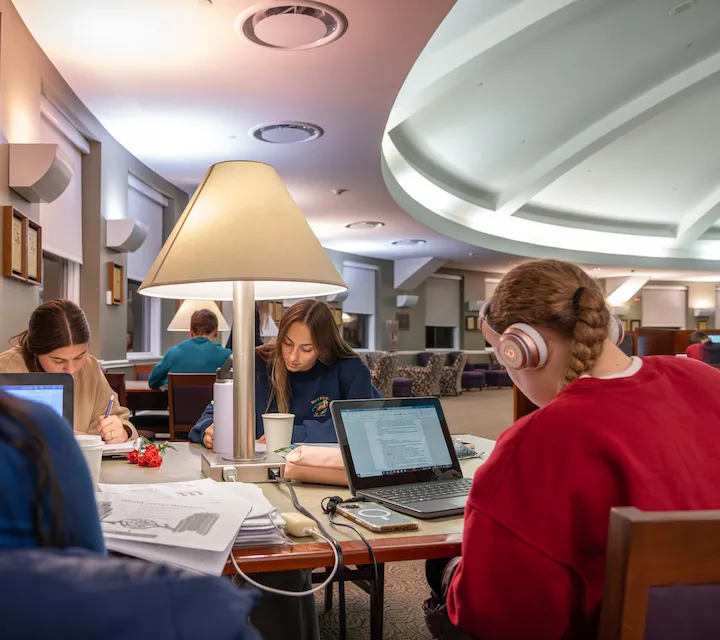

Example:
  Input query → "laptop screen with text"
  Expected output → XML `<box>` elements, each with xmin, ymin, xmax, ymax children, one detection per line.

<box><xmin>339</xmin><ymin>404</ymin><xmax>453</xmax><ymax>478</ymax></box>
<box><xmin>1</xmin><ymin>384</ymin><xmax>65</xmax><ymax>418</ymax></box>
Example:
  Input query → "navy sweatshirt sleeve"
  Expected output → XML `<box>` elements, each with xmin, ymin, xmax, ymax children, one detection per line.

<box><xmin>0</xmin><ymin>400</ymin><xmax>105</xmax><ymax>553</ymax></box>
<box><xmin>189</xmin><ymin>402</ymin><xmax>214</xmax><ymax>444</ymax></box>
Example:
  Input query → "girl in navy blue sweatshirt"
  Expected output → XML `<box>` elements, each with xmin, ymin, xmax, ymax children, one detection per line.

<box><xmin>190</xmin><ymin>299</ymin><xmax>375</xmax><ymax>448</ymax></box>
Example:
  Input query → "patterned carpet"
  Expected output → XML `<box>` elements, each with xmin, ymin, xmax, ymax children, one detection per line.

<box><xmin>315</xmin><ymin>561</ymin><xmax>432</xmax><ymax>640</ymax></box>
<box><xmin>313</xmin><ymin>391</ymin><xmax>513</xmax><ymax>638</ymax></box>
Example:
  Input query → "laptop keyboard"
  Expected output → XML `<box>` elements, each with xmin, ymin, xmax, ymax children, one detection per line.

<box><xmin>365</xmin><ymin>478</ymin><xmax>473</xmax><ymax>503</ymax></box>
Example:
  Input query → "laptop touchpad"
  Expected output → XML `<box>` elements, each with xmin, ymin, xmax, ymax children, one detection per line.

<box><xmin>408</xmin><ymin>497</ymin><xmax>468</xmax><ymax>512</ymax></box>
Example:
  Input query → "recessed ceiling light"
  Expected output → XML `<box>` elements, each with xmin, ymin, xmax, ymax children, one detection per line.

<box><xmin>236</xmin><ymin>2</ymin><xmax>348</xmax><ymax>51</ymax></box>
<box><xmin>250</xmin><ymin>122</ymin><xmax>323</xmax><ymax>144</ymax></box>
<box><xmin>392</xmin><ymin>239</ymin><xmax>427</xmax><ymax>246</ymax></box>
<box><xmin>345</xmin><ymin>221</ymin><xmax>384</xmax><ymax>230</ymax></box>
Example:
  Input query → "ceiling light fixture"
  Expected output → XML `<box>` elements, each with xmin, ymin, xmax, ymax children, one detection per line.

<box><xmin>250</xmin><ymin>122</ymin><xmax>323</xmax><ymax>144</ymax></box>
<box><xmin>392</xmin><ymin>239</ymin><xmax>427</xmax><ymax>246</ymax></box>
<box><xmin>236</xmin><ymin>2</ymin><xmax>348</xmax><ymax>51</ymax></box>
<box><xmin>197</xmin><ymin>0</ymin><xmax>212</xmax><ymax>5</ymax></box>
<box><xmin>346</xmin><ymin>221</ymin><xmax>384</xmax><ymax>230</ymax></box>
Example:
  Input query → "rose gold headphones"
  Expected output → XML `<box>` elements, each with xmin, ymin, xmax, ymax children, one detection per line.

<box><xmin>479</xmin><ymin>298</ymin><xmax>625</xmax><ymax>371</ymax></box>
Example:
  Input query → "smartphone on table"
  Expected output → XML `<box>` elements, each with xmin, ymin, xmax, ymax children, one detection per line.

<box><xmin>335</xmin><ymin>502</ymin><xmax>419</xmax><ymax>533</ymax></box>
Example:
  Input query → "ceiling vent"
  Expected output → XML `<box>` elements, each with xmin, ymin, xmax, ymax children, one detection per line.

<box><xmin>251</xmin><ymin>122</ymin><xmax>323</xmax><ymax>144</ymax></box>
<box><xmin>236</xmin><ymin>2</ymin><xmax>347</xmax><ymax>50</ymax></box>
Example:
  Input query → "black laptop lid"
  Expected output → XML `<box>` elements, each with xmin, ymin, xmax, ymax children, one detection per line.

<box><xmin>0</xmin><ymin>373</ymin><xmax>74</xmax><ymax>427</ymax></box>
<box><xmin>330</xmin><ymin>397</ymin><xmax>461</xmax><ymax>494</ymax></box>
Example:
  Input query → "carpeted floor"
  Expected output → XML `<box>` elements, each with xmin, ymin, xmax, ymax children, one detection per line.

<box><xmin>314</xmin><ymin>390</ymin><xmax>514</xmax><ymax>639</ymax></box>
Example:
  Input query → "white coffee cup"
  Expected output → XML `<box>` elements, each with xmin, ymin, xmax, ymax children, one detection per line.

<box><xmin>74</xmin><ymin>434</ymin><xmax>104</xmax><ymax>489</ymax></box>
<box><xmin>262</xmin><ymin>413</ymin><xmax>295</xmax><ymax>454</ymax></box>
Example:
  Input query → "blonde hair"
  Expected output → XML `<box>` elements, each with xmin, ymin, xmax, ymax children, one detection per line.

<box><xmin>487</xmin><ymin>259</ymin><xmax>609</xmax><ymax>386</ymax></box>
<box><xmin>256</xmin><ymin>299</ymin><xmax>358</xmax><ymax>413</ymax></box>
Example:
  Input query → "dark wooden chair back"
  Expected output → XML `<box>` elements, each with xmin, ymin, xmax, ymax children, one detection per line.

<box><xmin>103</xmin><ymin>372</ymin><xmax>127</xmax><ymax>408</ymax></box>
<box><xmin>133</xmin><ymin>364</ymin><xmax>155</xmax><ymax>381</ymax></box>
<box><xmin>600</xmin><ymin>507</ymin><xmax>720</xmax><ymax>640</ymax></box>
<box><xmin>167</xmin><ymin>373</ymin><xmax>215</xmax><ymax>440</ymax></box>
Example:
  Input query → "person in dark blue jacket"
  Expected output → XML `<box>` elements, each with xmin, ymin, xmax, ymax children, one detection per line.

<box><xmin>191</xmin><ymin>298</ymin><xmax>375</xmax><ymax>448</ymax></box>
<box><xmin>0</xmin><ymin>392</ymin><xmax>259</xmax><ymax>640</ymax></box>
<box><xmin>149</xmin><ymin>309</ymin><xmax>231</xmax><ymax>389</ymax></box>
<box><xmin>0</xmin><ymin>393</ymin><xmax>104</xmax><ymax>552</ymax></box>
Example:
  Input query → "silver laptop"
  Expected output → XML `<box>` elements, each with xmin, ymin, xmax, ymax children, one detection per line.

<box><xmin>330</xmin><ymin>397</ymin><xmax>471</xmax><ymax>519</ymax></box>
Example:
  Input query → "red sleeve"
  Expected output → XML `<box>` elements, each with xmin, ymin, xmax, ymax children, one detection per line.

<box><xmin>447</xmin><ymin>505</ymin><xmax>576</xmax><ymax>640</ymax></box>
<box><xmin>686</xmin><ymin>344</ymin><xmax>701</xmax><ymax>360</ymax></box>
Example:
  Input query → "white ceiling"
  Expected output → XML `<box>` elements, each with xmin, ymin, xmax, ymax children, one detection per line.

<box><xmin>14</xmin><ymin>0</ymin><xmax>517</xmax><ymax>265</ymax></box>
<box><xmin>13</xmin><ymin>0</ymin><xmax>720</xmax><ymax>282</ymax></box>
<box><xmin>384</xmin><ymin>0</ymin><xmax>720</xmax><ymax>271</ymax></box>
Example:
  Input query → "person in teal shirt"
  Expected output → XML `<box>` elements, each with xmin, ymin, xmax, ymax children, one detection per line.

<box><xmin>148</xmin><ymin>309</ymin><xmax>231</xmax><ymax>389</ymax></box>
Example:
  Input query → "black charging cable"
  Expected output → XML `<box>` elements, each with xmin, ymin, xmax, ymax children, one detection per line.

<box><xmin>273</xmin><ymin>479</ymin><xmax>347</xmax><ymax>640</ymax></box>
<box><xmin>321</xmin><ymin>495</ymin><xmax>381</xmax><ymax>615</ymax></box>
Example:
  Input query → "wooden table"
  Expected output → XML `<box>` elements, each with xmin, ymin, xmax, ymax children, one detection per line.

<box><xmin>100</xmin><ymin>437</ymin><xmax>495</xmax><ymax>573</ymax></box>
<box><xmin>124</xmin><ymin>380</ymin><xmax>168</xmax><ymax>413</ymax></box>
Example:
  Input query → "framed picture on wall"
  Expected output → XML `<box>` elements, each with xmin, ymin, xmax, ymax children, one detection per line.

<box><xmin>698</xmin><ymin>320</ymin><xmax>709</xmax><ymax>331</ymax></box>
<box><xmin>2</xmin><ymin>206</ymin><xmax>27</xmax><ymax>282</ymax></box>
<box><xmin>332</xmin><ymin>308</ymin><xmax>343</xmax><ymax>326</ymax></box>
<box><xmin>271</xmin><ymin>301</ymin><xmax>284</xmax><ymax>323</ymax></box>
<box><xmin>630</xmin><ymin>319</ymin><xmax>641</xmax><ymax>331</ymax></box>
<box><xmin>621</xmin><ymin>319</ymin><xmax>629</xmax><ymax>332</ymax></box>
<box><xmin>465</xmin><ymin>316</ymin><xmax>476</xmax><ymax>331</ymax></box>
<box><xmin>396</xmin><ymin>312</ymin><xmax>410</xmax><ymax>331</ymax></box>
<box><xmin>108</xmin><ymin>262</ymin><xmax>124</xmax><ymax>304</ymax></box>
<box><xmin>26</xmin><ymin>220</ymin><xmax>42</xmax><ymax>285</ymax></box>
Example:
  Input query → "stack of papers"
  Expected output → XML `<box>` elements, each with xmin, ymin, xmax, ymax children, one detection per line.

<box><xmin>97</xmin><ymin>479</ymin><xmax>286</xmax><ymax>574</ymax></box>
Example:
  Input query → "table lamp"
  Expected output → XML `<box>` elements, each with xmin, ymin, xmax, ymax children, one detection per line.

<box><xmin>139</xmin><ymin>161</ymin><xmax>346</xmax><ymax>481</ymax></box>
<box><xmin>167</xmin><ymin>299</ymin><xmax>230</xmax><ymax>333</ymax></box>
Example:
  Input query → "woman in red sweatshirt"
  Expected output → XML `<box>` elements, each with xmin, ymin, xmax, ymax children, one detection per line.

<box><xmin>441</xmin><ymin>259</ymin><xmax>720</xmax><ymax>639</ymax></box>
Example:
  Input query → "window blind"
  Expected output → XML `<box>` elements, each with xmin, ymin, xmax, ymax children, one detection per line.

<box><xmin>342</xmin><ymin>264</ymin><xmax>376</xmax><ymax>315</ymax></box>
<box><xmin>126</xmin><ymin>177</ymin><xmax>167</xmax><ymax>282</ymax></box>
<box><xmin>641</xmin><ymin>288</ymin><xmax>687</xmax><ymax>329</ymax></box>
<box><xmin>425</xmin><ymin>276</ymin><xmax>460</xmax><ymax>328</ymax></box>
<box><xmin>38</xmin><ymin>116</ymin><xmax>86</xmax><ymax>264</ymax></box>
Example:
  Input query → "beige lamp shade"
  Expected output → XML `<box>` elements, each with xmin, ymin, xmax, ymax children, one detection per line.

<box><xmin>139</xmin><ymin>161</ymin><xmax>346</xmax><ymax>300</ymax></box>
<box><xmin>167</xmin><ymin>300</ymin><xmax>230</xmax><ymax>332</ymax></box>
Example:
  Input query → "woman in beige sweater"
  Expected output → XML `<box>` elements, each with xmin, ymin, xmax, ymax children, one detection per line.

<box><xmin>0</xmin><ymin>300</ymin><xmax>136</xmax><ymax>443</ymax></box>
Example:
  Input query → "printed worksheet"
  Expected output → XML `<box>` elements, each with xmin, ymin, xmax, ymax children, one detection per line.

<box><xmin>97</xmin><ymin>493</ymin><xmax>249</xmax><ymax>552</ymax></box>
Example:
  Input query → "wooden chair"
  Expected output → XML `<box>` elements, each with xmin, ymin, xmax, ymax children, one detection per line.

<box><xmin>103</xmin><ymin>372</ymin><xmax>127</xmax><ymax>408</ymax></box>
<box><xmin>133</xmin><ymin>363</ymin><xmax>155</xmax><ymax>381</ymax></box>
<box><xmin>167</xmin><ymin>373</ymin><xmax>215</xmax><ymax>440</ymax></box>
<box><xmin>599</xmin><ymin>507</ymin><xmax>720</xmax><ymax>640</ymax></box>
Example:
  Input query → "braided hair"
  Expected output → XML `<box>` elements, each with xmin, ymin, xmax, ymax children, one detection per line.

<box><xmin>487</xmin><ymin>259</ymin><xmax>610</xmax><ymax>387</ymax></box>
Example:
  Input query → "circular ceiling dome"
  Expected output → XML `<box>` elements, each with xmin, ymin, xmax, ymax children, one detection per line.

<box><xmin>250</xmin><ymin>122</ymin><xmax>323</xmax><ymax>144</ymax></box>
<box><xmin>236</xmin><ymin>2</ymin><xmax>348</xmax><ymax>50</ymax></box>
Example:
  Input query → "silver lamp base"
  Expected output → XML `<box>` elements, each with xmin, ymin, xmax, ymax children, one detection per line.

<box><xmin>201</xmin><ymin>451</ymin><xmax>286</xmax><ymax>483</ymax></box>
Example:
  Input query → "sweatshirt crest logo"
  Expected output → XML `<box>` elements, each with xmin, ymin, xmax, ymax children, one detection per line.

<box><xmin>312</xmin><ymin>396</ymin><xmax>330</xmax><ymax>418</ymax></box>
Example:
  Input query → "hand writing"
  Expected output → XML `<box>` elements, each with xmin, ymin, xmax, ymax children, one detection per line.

<box><xmin>99</xmin><ymin>415</ymin><xmax>128</xmax><ymax>444</ymax></box>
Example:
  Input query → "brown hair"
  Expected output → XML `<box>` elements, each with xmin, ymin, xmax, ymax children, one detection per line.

<box><xmin>190</xmin><ymin>309</ymin><xmax>218</xmax><ymax>336</ymax></box>
<box><xmin>13</xmin><ymin>300</ymin><xmax>90</xmax><ymax>372</ymax></box>
<box><xmin>690</xmin><ymin>331</ymin><xmax>710</xmax><ymax>345</ymax></box>
<box><xmin>257</xmin><ymin>299</ymin><xmax>358</xmax><ymax>413</ymax></box>
<box><xmin>487</xmin><ymin>259</ymin><xmax>610</xmax><ymax>386</ymax></box>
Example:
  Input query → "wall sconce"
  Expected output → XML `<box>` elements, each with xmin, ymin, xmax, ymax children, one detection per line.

<box><xmin>7</xmin><ymin>143</ymin><xmax>73</xmax><ymax>203</ymax></box>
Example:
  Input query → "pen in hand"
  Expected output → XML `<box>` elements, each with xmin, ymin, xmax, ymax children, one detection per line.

<box><xmin>104</xmin><ymin>394</ymin><xmax>115</xmax><ymax>419</ymax></box>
